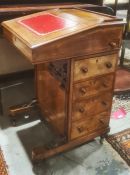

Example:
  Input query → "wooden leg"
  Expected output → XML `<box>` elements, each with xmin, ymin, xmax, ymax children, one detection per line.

<box><xmin>32</xmin><ymin>128</ymin><xmax>110</xmax><ymax>161</ymax></box>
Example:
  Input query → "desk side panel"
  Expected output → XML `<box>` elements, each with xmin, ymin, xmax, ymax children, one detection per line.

<box><xmin>36</xmin><ymin>61</ymin><xmax>68</xmax><ymax>137</ymax></box>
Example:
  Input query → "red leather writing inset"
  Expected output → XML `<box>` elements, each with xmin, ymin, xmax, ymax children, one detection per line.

<box><xmin>18</xmin><ymin>13</ymin><xmax>77</xmax><ymax>35</ymax></box>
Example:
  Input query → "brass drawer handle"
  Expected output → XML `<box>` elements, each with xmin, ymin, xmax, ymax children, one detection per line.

<box><xmin>109</xmin><ymin>42</ymin><xmax>117</xmax><ymax>48</ymax></box>
<box><xmin>77</xmin><ymin>126</ymin><xmax>84</xmax><ymax>133</ymax></box>
<box><xmin>79</xmin><ymin>107</ymin><xmax>85</xmax><ymax>113</ymax></box>
<box><xmin>105</xmin><ymin>62</ymin><xmax>112</xmax><ymax>69</ymax></box>
<box><xmin>80</xmin><ymin>87</ymin><xmax>87</xmax><ymax>94</ymax></box>
<box><xmin>81</xmin><ymin>67</ymin><xmax>88</xmax><ymax>73</ymax></box>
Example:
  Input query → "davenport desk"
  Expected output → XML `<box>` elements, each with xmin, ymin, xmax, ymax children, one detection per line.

<box><xmin>2</xmin><ymin>8</ymin><xmax>125</xmax><ymax>161</ymax></box>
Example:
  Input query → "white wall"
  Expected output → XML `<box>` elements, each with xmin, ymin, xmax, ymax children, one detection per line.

<box><xmin>104</xmin><ymin>0</ymin><xmax>128</xmax><ymax>4</ymax></box>
<box><xmin>0</xmin><ymin>38</ymin><xmax>33</xmax><ymax>75</ymax></box>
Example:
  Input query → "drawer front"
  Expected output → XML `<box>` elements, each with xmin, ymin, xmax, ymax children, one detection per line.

<box><xmin>71</xmin><ymin>111</ymin><xmax>110</xmax><ymax>140</ymax></box>
<box><xmin>73</xmin><ymin>74</ymin><xmax>114</xmax><ymax>100</ymax></box>
<box><xmin>72</xmin><ymin>92</ymin><xmax>112</xmax><ymax>122</ymax></box>
<box><xmin>74</xmin><ymin>54</ymin><xmax>117</xmax><ymax>82</ymax></box>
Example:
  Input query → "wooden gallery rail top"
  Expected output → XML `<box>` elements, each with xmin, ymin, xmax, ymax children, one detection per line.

<box><xmin>1</xmin><ymin>8</ymin><xmax>125</xmax><ymax>161</ymax></box>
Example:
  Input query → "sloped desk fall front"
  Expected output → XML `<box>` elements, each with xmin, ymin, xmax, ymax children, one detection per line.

<box><xmin>2</xmin><ymin>8</ymin><xmax>124</xmax><ymax>161</ymax></box>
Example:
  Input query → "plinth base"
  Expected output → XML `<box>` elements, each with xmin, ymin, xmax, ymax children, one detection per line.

<box><xmin>32</xmin><ymin>128</ymin><xmax>109</xmax><ymax>161</ymax></box>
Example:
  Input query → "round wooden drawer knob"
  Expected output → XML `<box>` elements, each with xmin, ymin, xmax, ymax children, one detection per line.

<box><xmin>101</xmin><ymin>101</ymin><xmax>107</xmax><ymax>106</ymax></box>
<box><xmin>99</xmin><ymin>119</ymin><xmax>105</xmax><ymax>125</ymax></box>
<box><xmin>79</xmin><ymin>107</ymin><xmax>85</xmax><ymax>113</ymax></box>
<box><xmin>81</xmin><ymin>67</ymin><xmax>88</xmax><ymax>73</ymax></box>
<box><xmin>109</xmin><ymin>42</ymin><xmax>117</xmax><ymax>48</ymax></box>
<box><xmin>77</xmin><ymin>127</ymin><xmax>84</xmax><ymax>133</ymax></box>
<box><xmin>80</xmin><ymin>87</ymin><xmax>87</xmax><ymax>94</ymax></box>
<box><xmin>102</xmin><ymin>83</ymin><xmax>108</xmax><ymax>88</ymax></box>
<box><xmin>106</xmin><ymin>62</ymin><xmax>112</xmax><ymax>69</ymax></box>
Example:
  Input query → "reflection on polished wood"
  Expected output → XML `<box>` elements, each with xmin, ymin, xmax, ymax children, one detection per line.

<box><xmin>2</xmin><ymin>8</ymin><xmax>125</xmax><ymax>161</ymax></box>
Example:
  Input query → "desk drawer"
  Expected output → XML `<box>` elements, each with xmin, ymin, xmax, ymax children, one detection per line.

<box><xmin>71</xmin><ymin>111</ymin><xmax>110</xmax><ymax>140</ymax></box>
<box><xmin>74</xmin><ymin>54</ymin><xmax>117</xmax><ymax>82</ymax></box>
<box><xmin>72</xmin><ymin>92</ymin><xmax>112</xmax><ymax>122</ymax></box>
<box><xmin>73</xmin><ymin>74</ymin><xmax>114</xmax><ymax>100</ymax></box>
